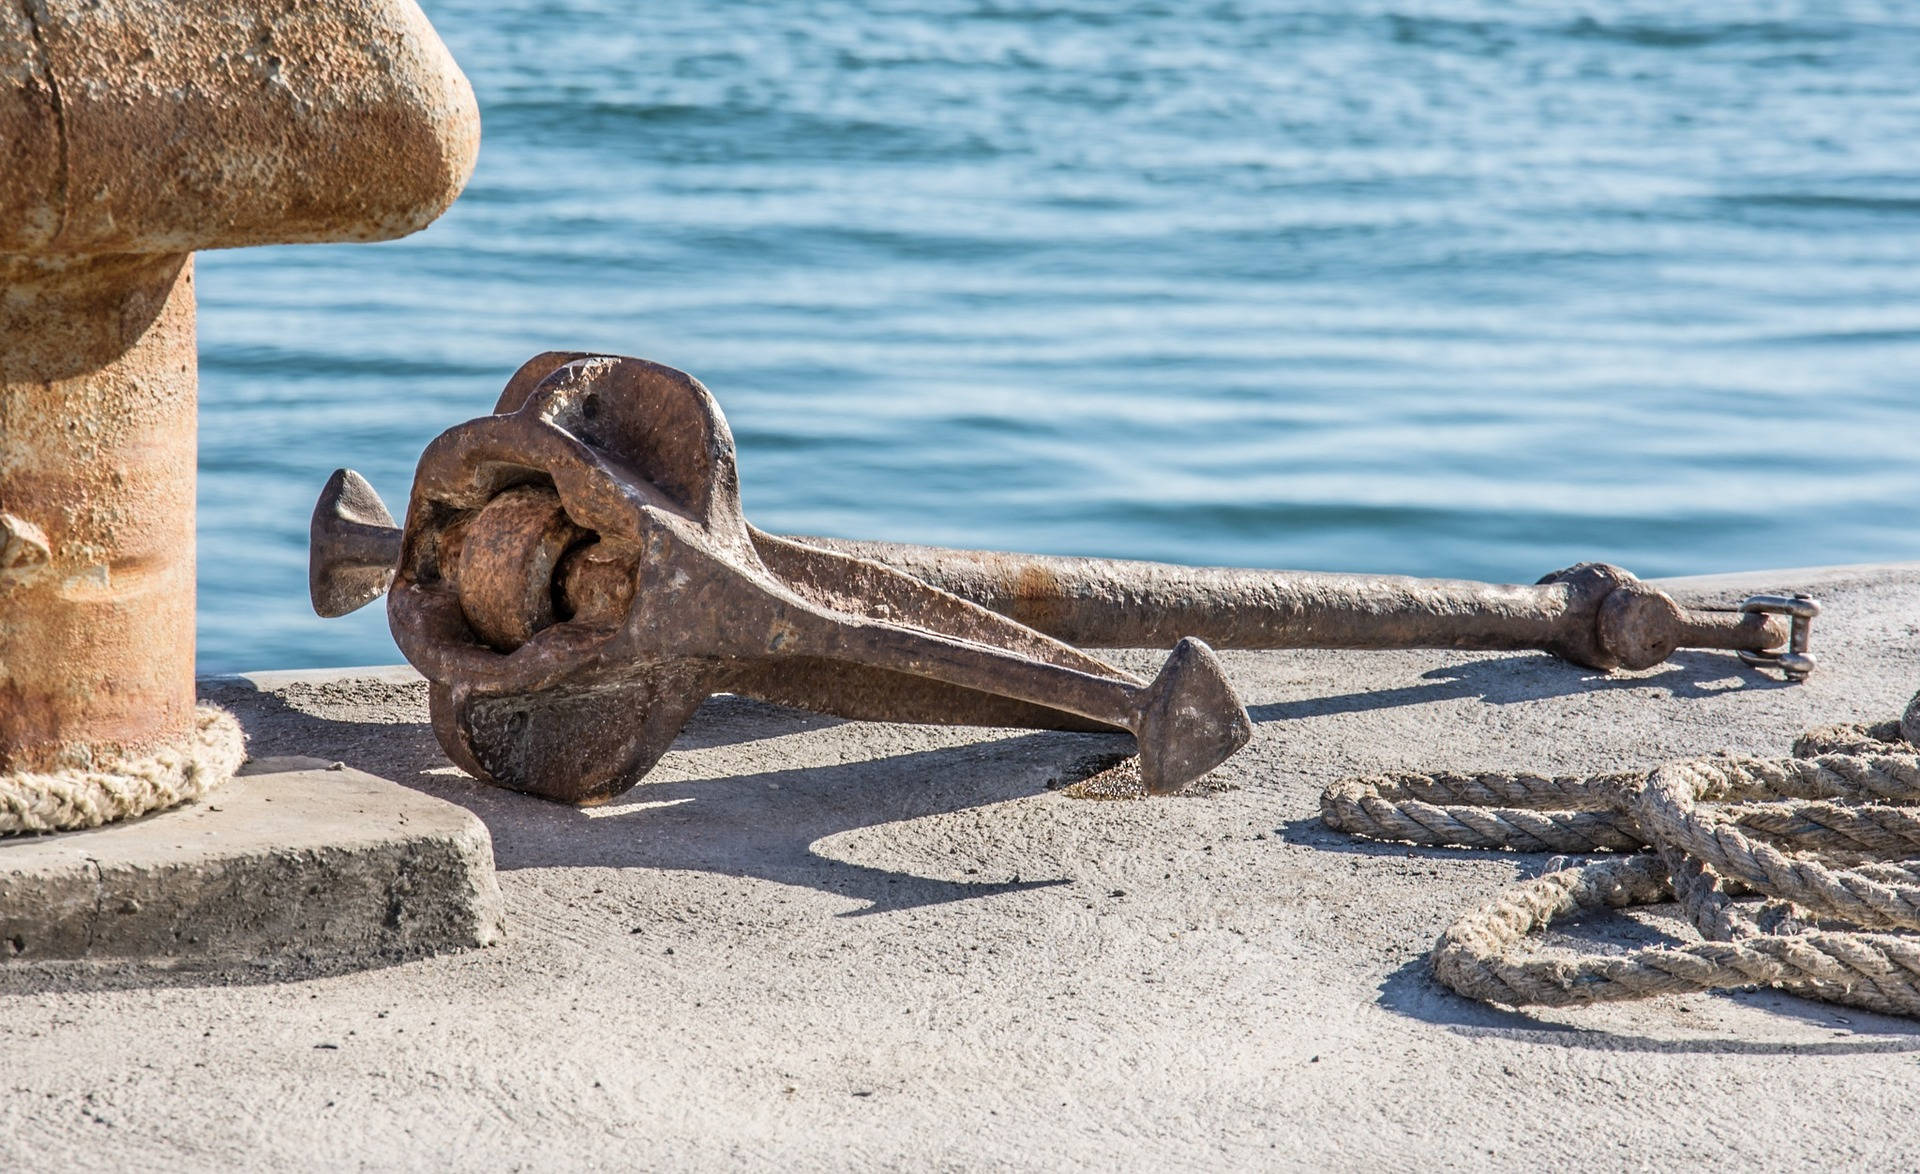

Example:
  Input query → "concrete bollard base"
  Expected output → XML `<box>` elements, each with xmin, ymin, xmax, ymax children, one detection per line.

<box><xmin>0</xmin><ymin>757</ymin><xmax>503</xmax><ymax>972</ymax></box>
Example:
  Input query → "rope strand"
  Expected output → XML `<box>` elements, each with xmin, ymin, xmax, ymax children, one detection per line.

<box><xmin>1322</xmin><ymin>688</ymin><xmax>1920</xmax><ymax>1018</ymax></box>
<box><xmin>0</xmin><ymin>706</ymin><xmax>245</xmax><ymax>835</ymax></box>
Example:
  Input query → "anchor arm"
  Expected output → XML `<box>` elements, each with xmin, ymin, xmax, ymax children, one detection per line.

<box><xmin>729</xmin><ymin>589</ymin><xmax>1250</xmax><ymax>794</ymax></box>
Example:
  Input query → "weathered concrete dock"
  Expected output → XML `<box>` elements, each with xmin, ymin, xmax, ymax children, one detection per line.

<box><xmin>4</xmin><ymin>563</ymin><xmax>1919</xmax><ymax>1169</ymax></box>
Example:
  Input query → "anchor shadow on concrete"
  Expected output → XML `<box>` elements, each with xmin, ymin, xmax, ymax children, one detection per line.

<box><xmin>210</xmin><ymin>647</ymin><xmax>1783</xmax><ymax>918</ymax></box>
<box><xmin>207</xmin><ymin>680</ymin><xmax>1124</xmax><ymax>916</ymax></box>
<box><xmin>1248</xmin><ymin>648</ymin><xmax>1791</xmax><ymax>726</ymax></box>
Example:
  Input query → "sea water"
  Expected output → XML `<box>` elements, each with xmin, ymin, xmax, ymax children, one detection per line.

<box><xmin>195</xmin><ymin>0</ymin><xmax>1920</xmax><ymax>672</ymax></box>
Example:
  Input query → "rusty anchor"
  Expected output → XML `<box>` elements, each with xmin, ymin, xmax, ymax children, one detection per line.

<box><xmin>311</xmin><ymin>352</ymin><xmax>1816</xmax><ymax>805</ymax></box>
<box><xmin>322</xmin><ymin>354</ymin><xmax>1252</xmax><ymax>803</ymax></box>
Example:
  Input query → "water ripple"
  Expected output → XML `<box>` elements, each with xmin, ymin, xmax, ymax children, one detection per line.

<box><xmin>194</xmin><ymin>0</ymin><xmax>1920</xmax><ymax>671</ymax></box>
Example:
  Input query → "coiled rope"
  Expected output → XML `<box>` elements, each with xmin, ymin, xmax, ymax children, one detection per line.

<box><xmin>0</xmin><ymin>705</ymin><xmax>245</xmax><ymax>836</ymax></box>
<box><xmin>1321</xmin><ymin>689</ymin><xmax>1920</xmax><ymax>1017</ymax></box>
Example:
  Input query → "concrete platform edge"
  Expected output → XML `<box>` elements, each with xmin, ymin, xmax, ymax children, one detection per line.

<box><xmin>0</xmin><ymin>758</ymin><xmax>505</xmax><ymax>978</ymax></box>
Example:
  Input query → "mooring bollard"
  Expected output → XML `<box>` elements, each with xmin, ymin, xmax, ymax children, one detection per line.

<box><xmin>0</xmin><ymin>2</ymin><xmax>477</xmax><ymax>784</ymax></box>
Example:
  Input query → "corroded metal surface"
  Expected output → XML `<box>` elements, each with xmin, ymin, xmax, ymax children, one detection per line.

<box><xmin>0</xmin><ymin>254</ymin><xmax>197</xmax><ymax>770</ymax></box>
<box><xmin>791</xmin><ymin>542</ymin><xmax>1792</xmax><ymax>673</ymax></box>
<box><xmin>0</xmin><ymin>1</ymin><xmax>478</xmax><ymax>772</ymax></box>
<box><xmin>311</xmin><ymin>353</ymin><xmax>1815</xmax><ymax>806</ymax></box>
<box><xmin>0</xmin><ymin>0</ymin><xmax>477</xmax><ymax>254</ymax></box>
<box><xmin>316</xmin><ymin>455</ymin><xmax>1794</xmax><ymax>677</ymax></box>
<box><xmin>310</xmin><ymin>469</ymin><xmax>403</xmax><ymax>620</ymax></box>
<box><xmin>1737</xmin><ymin>594</ymin><xmax>1820</xmax><ymax>681</ymax></box>
<box><xmin>380</xmin><ymin>356</ymin><xmax>1251</xmax><ymax>803</ymax></box>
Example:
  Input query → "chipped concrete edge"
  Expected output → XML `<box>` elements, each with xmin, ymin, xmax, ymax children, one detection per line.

<box><xmin>0</xmin><ymin>759</ymin><xmax>504</xmax><ymax>984</ymax></box>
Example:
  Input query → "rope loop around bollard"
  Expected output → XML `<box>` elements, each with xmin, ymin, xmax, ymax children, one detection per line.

<box><xmin>1322</xmin><ymin>690</ymin><xmax>1920</xmax><ymax>1019</ymax></box>
<box><xmin>0</xmin><ymin>706</ymin><xmax>245</xmax><ymax>836</ymax></box>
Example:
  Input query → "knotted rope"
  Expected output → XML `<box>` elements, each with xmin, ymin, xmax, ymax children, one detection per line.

<box><xmin>0</xmin><ymin>705</ymin><xmax>245</xmax><ymax>835</ymax></box>
<box><xmin>1321</xmin><ymin>688</ymin><xmax>1920</xmax><ymax>1017</ymax></box>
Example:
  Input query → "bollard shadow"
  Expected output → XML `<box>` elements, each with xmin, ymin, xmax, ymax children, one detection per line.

<box><xmin>1247</xmin><ymin>649</ymin><xmax>1789</xmax><ymax>725</ymax></box>
<box><xmin>201</xmin><ymin>679</ymin><xmax>1125</xmax><ymax>916</ymax></box>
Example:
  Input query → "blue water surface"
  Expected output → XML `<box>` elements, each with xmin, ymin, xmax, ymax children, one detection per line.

<box><xmin>196</xmin><ymin>0</ymin><xmax>1920</xmax><ymax>672</ymax></box>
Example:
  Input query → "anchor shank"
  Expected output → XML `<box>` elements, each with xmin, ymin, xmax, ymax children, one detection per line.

<box><xmin>793</xmin><ymin>539</ymin><xmax>1556</xmax><ymax>649</ymax></box>
<box><xmin>309</xmin><ymin>468</ymin><xmax>1789</xmax><ymax>673</ymax></box>
<box><xmin>792</xmin><ymin>538</ymin><xmax>1788</xmax><ymax>667</ymax></box>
